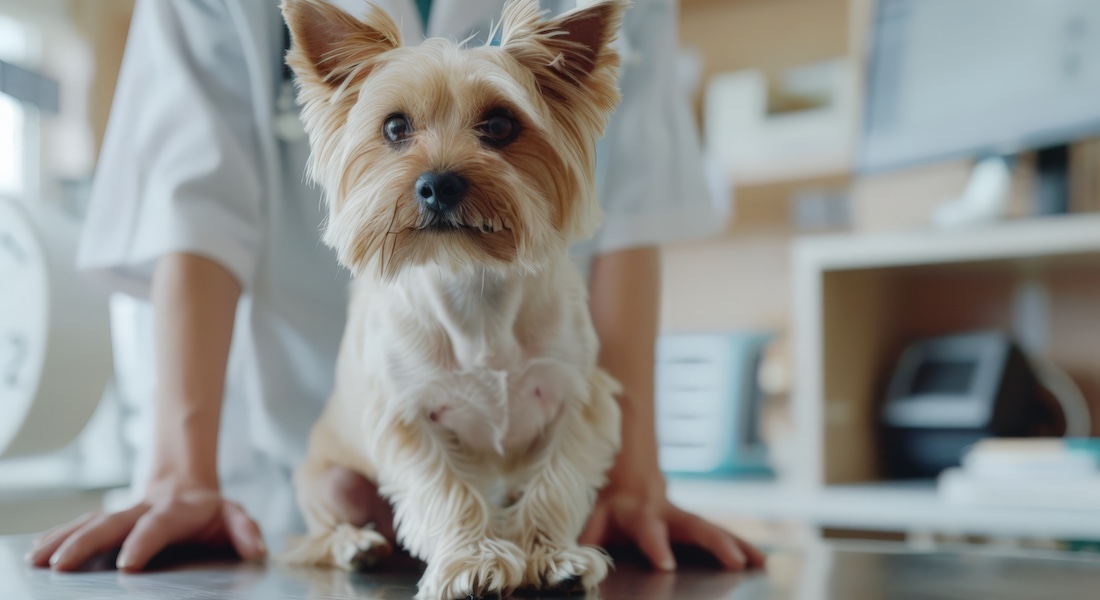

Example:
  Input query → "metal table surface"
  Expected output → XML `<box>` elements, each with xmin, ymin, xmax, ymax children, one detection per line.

<box><xmin>3</xmin><ymin>535</ymin><xmax>1099</xmax><ymax>599</ymax></box>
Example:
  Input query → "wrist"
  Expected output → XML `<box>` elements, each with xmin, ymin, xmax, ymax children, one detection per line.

<box><xmin>606</xmin><ymin>431</ymin><xmax>666</xmax><ymax>496</ymax></box>
<box><xmin>148</xmin><ymin>430</ymin><xmax>220</xmax><ymax>495</ymax></box>
<box><xmin>612</xmin><ymin>393</ymin><xmax>661</xmax><ymax>470</ymax></box>
<box><xmin>149</xmin><ymin>387</ymin><xmax>222</xmax><ymax>493</ymax></box>
<box><xmin>147</xmin><ymin>459</ymin><xmax>220</xmax><ymax>495</ymax></box>
<box><xmin>606</xmin><ymin>451</ymin><xmax>665</xmax><ymax>488</ymax></box>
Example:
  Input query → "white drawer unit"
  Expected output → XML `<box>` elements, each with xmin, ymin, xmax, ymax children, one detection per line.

<box><xmin>656</xmin><ymin>332</ymin><xmax>774</xmax><ymax>477</ymax></box>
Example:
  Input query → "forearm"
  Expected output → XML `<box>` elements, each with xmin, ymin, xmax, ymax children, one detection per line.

<box><xmin>588</xmin><ymin>246</ymin><xmax>662</xmax><ymax>487</ymax></box>
<box><xmin>149</xmin><ymin>253</ymin><xmax>241</xmax><ymax>491</ymax></box>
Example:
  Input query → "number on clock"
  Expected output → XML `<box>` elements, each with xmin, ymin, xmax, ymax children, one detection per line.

<box><xmin>2</xmin><ymin>333</ymin><xmax>27</xmax><ymax>389</ymax></box>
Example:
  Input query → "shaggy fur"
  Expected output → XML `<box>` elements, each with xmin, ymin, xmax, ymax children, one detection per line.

<box><xmin>278</xmin><ymin>1</ymin><xmax>628</xmax><ymax>598</ymax></box>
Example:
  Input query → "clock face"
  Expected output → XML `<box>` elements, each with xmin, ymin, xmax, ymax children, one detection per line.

<box><xmin>0</xmin><ymin>200</ymin><xmax>48</xmax><ymax>430</ymax></box>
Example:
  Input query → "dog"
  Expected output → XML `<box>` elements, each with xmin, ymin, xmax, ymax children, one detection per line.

<box><xmin>278</xmin><ymin>1</ymin><xmax>628</xmax><ymax>598</ymax></box>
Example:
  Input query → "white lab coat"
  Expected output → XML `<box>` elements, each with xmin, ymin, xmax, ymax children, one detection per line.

<box><xmin>78</xmin><ymin>0</ymin><xmax>718</xmax><ymax>540</ymax></box>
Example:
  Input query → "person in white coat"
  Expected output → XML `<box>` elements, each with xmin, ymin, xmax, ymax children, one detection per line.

<box><xmin>30</xmin><ymin>0</ymin><xmax>763</xmax><ymax>574</ymax></box>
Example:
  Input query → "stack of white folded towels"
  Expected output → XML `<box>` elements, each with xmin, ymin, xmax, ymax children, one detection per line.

<box><xmin>938</xmin><ymin>438</ymin><xmax>1100</xmax><ymax>510</ymax></box>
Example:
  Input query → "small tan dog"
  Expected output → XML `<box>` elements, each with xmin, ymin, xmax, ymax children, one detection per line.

<box><xmin>279</xmin><ymin>0</ymin><xmax>627</xmax><ymax>598</ymax></box>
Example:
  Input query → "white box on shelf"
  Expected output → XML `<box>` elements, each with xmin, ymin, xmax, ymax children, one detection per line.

<box><xmin>704</xmin><ymin>59</ymin><xmax>858</xmax><ymax>186</ymax></box>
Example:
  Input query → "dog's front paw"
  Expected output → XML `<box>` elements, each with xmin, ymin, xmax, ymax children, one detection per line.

<box><xmin>281</xmin><ymin>523</ymin><xmax>392</xmax><ymax>571</ymax></box>
<box><xmin>330</xmin><ymin>523</ymin><xmax>392</xmax><ymax>571</ymax></box>
<box><xmin>524</xmin><ymin>544</ymin><xmax>611</xmax><ymax>592</ymax></box>
<box><xmin>417</xmin><ymin>540</ymin><xmax>525</xmax><ymax>600</ymax></box>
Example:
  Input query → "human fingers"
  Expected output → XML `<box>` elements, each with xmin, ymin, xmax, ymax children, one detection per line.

<box><xmin>26</xmin><ymin>511</ymin><xmax>101</xmax><ymax>567</ymax></box>
<box><xmin>49</xmin><ymin>505</ymin><xmax>147</xmax><ymax>571</ymax></box>
<box><xmin>323</xmin><ymin>466</ymin><xmax>373</xmax><ymax>527</ymax></box>
<box><xmin>115</xmin><ymin>503</ymin><xmax>208</xmax><ymax>572</ymax></box>
<box><xmin>628</xmin><ymin>512</ymin><xmax>676</xmax><ymax>571</ymax></box>
<box><xmin>667</xmin><ymin>509</ymin><xmax>746</xmax><ymax>571</ymax></box>
<box><xmin>578</xmin><ymin>502</ymin><xmax>609</xmax><ymax>546</ymax></box>
<box><xmin>737</xmin><ymin>534</ymin><xmax>768</xmax><ymax>569</ymax></box>
<box><xmin>222</xmin><ymin>502</ymin><xmax>266</xmax><ymax>562</ymax></box>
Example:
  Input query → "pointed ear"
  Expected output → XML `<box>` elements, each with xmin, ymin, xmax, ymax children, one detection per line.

<box><xmin>281</xmin><ymin>0</ymin><xmax>402</xmax><ymax>89</ymax></box>
<box><xmin>499</xmin><ymin>0</ymin><xmax>627</xmax><ymax>90</ymax></box>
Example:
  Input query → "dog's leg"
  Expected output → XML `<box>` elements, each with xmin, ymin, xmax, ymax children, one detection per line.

<box><xmin>279</xmin><ymin>420</ymin><xmax>392</xmax><ymax>570</ymax></box>
<box><xmin>378</xmin><ymin>421</ymin><xmax>526</xmax><ymax>600</ymax></box>
<box><xmin>515</xmin><ymin>370</ymin><xmax>622</xmax><ymax>592</ymax></box>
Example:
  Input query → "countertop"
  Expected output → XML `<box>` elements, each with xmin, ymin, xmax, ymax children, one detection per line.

<box><xmin>3</xmin><ymin>535</ymin><xmax>1100</xmax><ymax>599</ymax></box>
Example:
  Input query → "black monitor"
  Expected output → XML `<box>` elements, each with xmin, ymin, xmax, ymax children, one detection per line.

<box><xmin>860</xmin><ymin>0</ymin><xmax>1100</xmax><ymax>201</ymax></box>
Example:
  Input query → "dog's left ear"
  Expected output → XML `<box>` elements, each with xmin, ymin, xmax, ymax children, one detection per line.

<box><xmin>282</xmin><ymin>0</ymin><xmax>402</xmax><ymax>90</ymax></box>
<box><xmin>499</xmin><ymin>0</ymin><xmax>627</xmax><ymax>107</ymax></box>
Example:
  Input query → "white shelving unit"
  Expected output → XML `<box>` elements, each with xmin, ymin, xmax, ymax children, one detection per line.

<box><xmin>677</xmin><ymin>215</ymin><xmax>1100</xmax><ymax>540</ymax></box>
<box><xmin>668</xmin><ymin>479</ymin><xmax>1100</xmax><ymax>539</ymax></box>
<box><xmin>793</xmin><ymin>214</ymin><xmax>1100</xmax><ymax>489</ymax></box>
<box><xmin>793</xmin><ymin>213</ymin><xmax>1100</xmax><ymax>273</ymax></box>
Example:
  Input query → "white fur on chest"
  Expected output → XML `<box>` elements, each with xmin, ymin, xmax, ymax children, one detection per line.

<box><xmin>357</xmin><ymin>258</ymin><xmax>595</xmax><ymax>457</ymax></box>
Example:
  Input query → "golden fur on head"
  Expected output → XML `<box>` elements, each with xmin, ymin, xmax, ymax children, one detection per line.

<box><xmin>283</xmin><ymin>0</ymin><xmax>626</xmax><ymax>280</ymax></box>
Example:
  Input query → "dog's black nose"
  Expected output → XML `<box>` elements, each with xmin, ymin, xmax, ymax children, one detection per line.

<box><xmin>416</xmin><ymin>172</ymin><xmax>467</xmax><ymax>213</ymax></box>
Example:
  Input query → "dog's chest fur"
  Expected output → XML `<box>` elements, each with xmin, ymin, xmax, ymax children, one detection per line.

<box><xmin>355</xmin><ymin>256</ymin><xmax>596</xmax><ymax>459</ymax></box>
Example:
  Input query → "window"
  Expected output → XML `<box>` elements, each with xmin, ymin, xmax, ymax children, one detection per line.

<box><xmin>0</xmin><ymin>95</ymin><xmax>22</xmax><ymax>197</ymax></box>
<box><xmin>0</xmin><ymin>15</ymin><xmax>27</xmax><ymax>198</ymax></box>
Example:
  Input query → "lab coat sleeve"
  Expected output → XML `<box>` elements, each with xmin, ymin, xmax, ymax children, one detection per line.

<box><xmin>78</xmin><ymin>0</ymin><xmax>264</xmax><ymax>298</ymax></box>
<box><xmin>591</xmin><ymin>0</ymin><xmax>721</xmax><ymax>255</ymax></box>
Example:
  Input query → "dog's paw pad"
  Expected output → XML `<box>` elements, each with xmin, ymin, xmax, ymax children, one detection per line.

<box><xmin>547</xmin><ymin>575</ymin><xmax>584</xmax><ymax>594</ymax></box>
<box><xmin>526</xmin><ymin>545</ymin><xmax>610</xmax><ymax>591</ymax></box>
<box><xmin>418</xmin><ymin>541</ymin><xmax>524</xmax><ymax>600</ymax></box>
<box><xmin>332</xmin><ymin>524</ymin><xmax>392</xmax><ymax>571</ymax></box>
<box><xmin>342</xmin><ymin>541</ymin><xmax>390</xmax><ymax>570</ymax></box>
<box><xmin>464</xmin><ymin>593</ymin><xmax>503</xmax><ymax>600</ymax></box>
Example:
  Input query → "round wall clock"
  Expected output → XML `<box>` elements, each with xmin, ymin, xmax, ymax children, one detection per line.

<box><xmin>0</xmin><ymin>198</ymin><xmax>111</xmax><ymax>458</ymax></box>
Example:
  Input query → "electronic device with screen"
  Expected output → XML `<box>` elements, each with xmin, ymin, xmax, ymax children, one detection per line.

<box><xmin>861</xmin><ymin>0</ymin><xmax>1100</xmax><ymax>213</ymax></box>
<box><xmin>881</xmin><ymin>331</ymin><xmax>1059</xmax><ymax>479</ymax></box>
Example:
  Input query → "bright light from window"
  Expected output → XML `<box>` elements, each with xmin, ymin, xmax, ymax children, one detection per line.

<box><xmin>0</xmin><ymin>95</ymin><xmax>22</xmax><ymax>196</ymax></box>
<box><xmin>0</xmin><ymin>15</ymin><xmax>27</xmax><ymax>197</ymax></box>
<box><xmin>0</xmin><ymin>15</ymin><xmax>27</xmax><ymax>63</ymax></box>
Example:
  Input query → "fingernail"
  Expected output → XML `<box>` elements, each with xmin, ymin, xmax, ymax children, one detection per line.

<box><xmin>255</xmin><ymin>538</ymin><xmax>267</xmax><ymax>556</ymax></box>
<box><xmin>23</xmin><ymin>552</ymin><xmax>35</xmax><ymax>563</ymax></box>
<box><xmin>48</xmin><ymin>553</ymin><xmax>61</xmax><ymax>567</ymax></box>
<box><xmin>660</xmin><ymin>557</ymin><xmax>676</xmax><ymax>571</ymax></box>
<box><xmin>116</xmin><ymin>554</ymin><xmax>132</xmax><ymax>570</ymax></box>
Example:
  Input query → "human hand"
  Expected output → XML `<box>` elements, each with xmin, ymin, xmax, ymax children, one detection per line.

<box><xmin>319</xmin><ymin>465</ymin><xmax>396</xmax><ymax>542</ymax></box>
<box><xmin>26</xmin><ymin>483</ymin><xmax>265</xmax><ymax>572</ymax></box>
<box><xmin>579</xmin><ymin>472</ymin><xmax>765</xmax><ymax>572</ymax></box>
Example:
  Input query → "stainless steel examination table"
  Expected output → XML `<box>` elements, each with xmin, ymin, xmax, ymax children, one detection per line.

<box><xmin>3</xmin><ymin>535</ymin><xmax>1098</xmax><ymax>599</ymax></box>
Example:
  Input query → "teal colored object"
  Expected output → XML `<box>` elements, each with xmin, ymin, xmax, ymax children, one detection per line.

<box><xmin>1066</xmin><ymin>438</ymin><xmax>1100</xmax><ymax>461</ymax></box>
<box><xmin>1067</xmin><ymin>540</ymin><xmax>1100</xmax><ymax>554</ymax></box>
<box><xmin>655</xmin><ymin>332</ymin><xmax>776</xmax><ymax>479</ymax></box>
<box><xmin>416</xmin><ymin>0</ymin><xmax>433</xmax><ymax>31</ymax></box>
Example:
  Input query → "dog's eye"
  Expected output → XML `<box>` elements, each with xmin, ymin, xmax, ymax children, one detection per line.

<box><xmin>479</xmin><ymin>112</ymin><xmax>519</xmax><ymax>147</ymax></box>
<box><xmin>383</xmin><ymin>114</ymin><xmax>412</xmax><ymax>144</ymax></box>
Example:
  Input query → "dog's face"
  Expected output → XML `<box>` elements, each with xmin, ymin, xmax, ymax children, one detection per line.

<box><xmin>283</xmin><ymin>0</ymin><xmax>626</xmax><ymax>279</ymax></box>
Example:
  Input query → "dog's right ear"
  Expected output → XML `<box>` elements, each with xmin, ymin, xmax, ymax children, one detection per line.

<box><xmin>281</xmin><ymin>0</ymin><xmax>402</xmax><ymax>90</ymax></box>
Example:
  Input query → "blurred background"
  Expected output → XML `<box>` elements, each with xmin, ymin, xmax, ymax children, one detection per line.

<box><xmin>2</xmin><ymin>0</ymin><xmax>1099</xmax><ymax>559</ymax></box>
